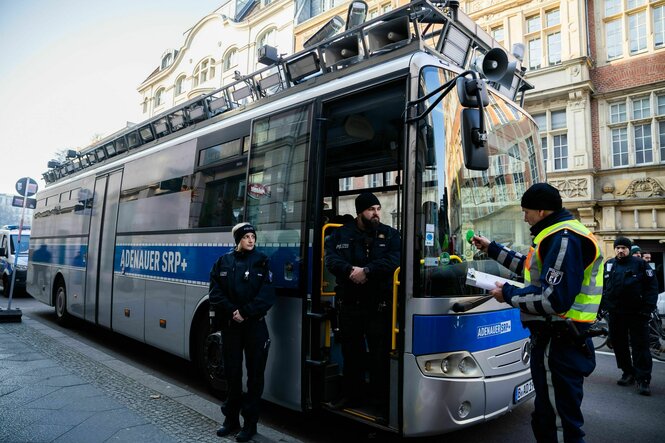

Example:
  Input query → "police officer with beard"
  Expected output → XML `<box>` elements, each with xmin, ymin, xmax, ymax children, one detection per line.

<box><xmin>209</xmin><ymin>222</ymin><xmax>275</xmax><ymax>442</ymax></box>
<box><xmin>324</xmin><ymin>192</ymin><xmax>400</xmax><ymax>416</ymax></box>
<box><xmin>602</xmin><ymin>236</ymin><xmax>658</xmax><ymax>396</ymax></box>
<box><xmin>472</xmin><ymin>183</ymin><xmax>603</xmax><ymax>443</ymax></box>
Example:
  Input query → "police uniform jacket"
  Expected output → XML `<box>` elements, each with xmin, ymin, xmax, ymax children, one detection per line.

<box><xmin>601</xmin><ymin>255</ymin><xmax>658</xmax><ymax>315</ymax></box>
<box><xmin>209</xmin><ymin>248</ymin><xmax>275</xmax><ymax>322</ymax></box>
<box><xmin>487</xmin><ymin>209</ymin><xmax>599</xmax><ymax>323</ymax></box>
<box><xmin>324</xmin><ymin>220</ymin><xmax>400</xmax><ymax>306</ymax></box>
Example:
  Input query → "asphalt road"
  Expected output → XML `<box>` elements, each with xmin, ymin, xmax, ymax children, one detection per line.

<box><xmin>6</xmin><ymin>294</ymin><xmax>664</xmax><ymax>442</ymax></box>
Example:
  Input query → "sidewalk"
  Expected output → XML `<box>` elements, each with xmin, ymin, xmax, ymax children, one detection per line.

<box><xmin>0</xmin><ymin>317</ymin><xmax>300</xmax><ymax>443</ymax></box>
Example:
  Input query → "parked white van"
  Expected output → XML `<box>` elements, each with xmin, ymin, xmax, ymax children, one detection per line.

<box><xmin>0</xmin><ymin>225</ymin><xmax>30</xmax><ymax>297</ymax></box>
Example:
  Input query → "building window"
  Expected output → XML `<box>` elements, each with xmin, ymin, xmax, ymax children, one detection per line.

<box><xmin>612</xmin><ymin>127</ymin><xmax>629</xmax><ymax>166</ymax></box>
<box><xmin>175</xmin><ymin>75</ymin><xmax>185</xmax><ymax>96</ymax></box>
<box><xmin>161</xmin><ymin>52</ymin><xmax>173</xmax><ymax>70</ymax></box>
<box><xmin>629</xmin><ymin>11</ymin><xmax>647</xmax><ymax>54</ymax></box>
<box><xmin>155</xmin><ymin>88</ymin><xmax>165</xmax><ymax>107</ymax></box>
<box><xmin>492</xmin><ymin>26</ymin><xmax>504</xmax><ymax>45</ymax></box>
<box><xmin>655</xmin><ymin>5</ymin><xmax>665</xmax><ymax>47</ymax></box>
<box><xmin>603</xmin><ymin>0</ymin><xmax>664</xmax><ymax>60</ymax></box>
<box><xmin>533</xmin><ymin>110</ymin><xmax>568</xmax><ymax>171</ymax></box>
<box><xmin>339</xmin><ymin>177</ymin><xmax>351</xmax><ymax>191</ymax></box>
<box><xmin>223</xmin><ymin>48</ymin><xmax>238</xmax><ymax>71</ymax></box>
<box><xmin>607</xmin><ymin>92</ymin><xmax>665</xmax><ymax>167</ymax></box>
<box><xmin>525</xmin><ymin>8</ymin><xmax>561</xmax><ymax>70</ymax></box>
<box><xmin>193</xmin><ymin>58</ymin><xmax>216</xmax><ymax>87</ymax></box>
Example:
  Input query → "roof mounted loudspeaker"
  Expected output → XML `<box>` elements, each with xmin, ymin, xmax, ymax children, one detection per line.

<box><xmin>367</xmin><ymin>15</ymin><xmax>411</xmax><ymax>54</ymax></box>
<box><xmin>471</xmin><ymin>48</ymin><xmax>508</xmax><ymax>82</ymax></box>
<box><xmin>323</xmin><ymin>34</ymin><xmax>361</xmax><ymax>66</ymax></box>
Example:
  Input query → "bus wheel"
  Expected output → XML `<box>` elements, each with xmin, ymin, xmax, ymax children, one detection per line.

<box><xmin>193</xmin><ymin>315</ymin><xmax>226</xmax><ymax>394</ymax></box>
<box><xmin>54</xmin><ymin>280</ymin><xmax>71</xmax><ymax>326</ymax></box>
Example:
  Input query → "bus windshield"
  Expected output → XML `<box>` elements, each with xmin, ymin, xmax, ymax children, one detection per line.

<box><xmin>415</xmin><ymin>66</ymin><xmax>544</xmax><ymax>298</ymax></box>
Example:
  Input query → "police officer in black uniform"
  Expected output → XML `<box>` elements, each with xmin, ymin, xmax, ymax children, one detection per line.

<box><xmin>209</xmin><ymin>222</ymin><xmax>275</xmax><ymax>442</ymax></box>
<box><xmin>324</xmin><ymin>192</ymin><xmax>400</xmax><ymax>415</ymax></box>
<box><xmin>602</xmin><ymin>236</ymin><xmax>658</xmax><ymax>396</ymax></box>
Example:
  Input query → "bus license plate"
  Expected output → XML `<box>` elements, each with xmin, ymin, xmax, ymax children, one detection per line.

<box><xmin>514</xmin><ymin>379</ymin><xmax>535</xmax><ymax>403</ymax></box>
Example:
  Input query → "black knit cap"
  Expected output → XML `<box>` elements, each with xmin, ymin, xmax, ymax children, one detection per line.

<box><xmin>355</xmin><ymin>192</ymin><xmax>380</xmax><ymax>214</ymax></box>
<box><xmin>233</xmin><ymin>223</ymin><xmax>256</xmax><ymax>245</ymax></box>
<box><xmin>520</xmin><ymin>183</ymin><xmax>562</xmax><ymax>211</ymax></box>
<box><xmin>614</xmin><ymin>236</ymin><xmax>632</xmax><ymax>248</ymax></box>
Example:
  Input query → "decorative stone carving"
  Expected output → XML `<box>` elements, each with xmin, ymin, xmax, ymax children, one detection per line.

<box><xmin>550</xmin><ymin>178</ymin><xmax>589</xmax><ymax>198</ymax></box>
<box><xmin>601</xmin><ymin>183</ymin><xmax>615</xmax><ymax>194</ymax></box>
<box><xmin>616</xmin><ymin>177</ymin><xmax>665</xmax><ymax>198</ymax></box>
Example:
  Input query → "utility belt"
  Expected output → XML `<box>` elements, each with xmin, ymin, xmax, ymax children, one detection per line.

<box><xmin>527</xmin><ymin>319</ymin><xmax>593</xmax><ymax>357</ymax></box>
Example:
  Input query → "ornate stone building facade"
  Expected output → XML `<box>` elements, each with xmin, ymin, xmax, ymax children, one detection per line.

<box><xmin>462</xmin><ymin>0</ymin><xmax>665</xmax><ymax>287</ymax></box>
<box><xmin>137</xmin><ymin>0</ymin><xmax>295</xmax><ymax>118</ymax></box>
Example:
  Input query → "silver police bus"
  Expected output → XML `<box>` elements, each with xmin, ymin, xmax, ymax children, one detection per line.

<box><xmin>28</xmin><ymin>1</ymin><xmax>542</xmax><ymax>436</ymax></box>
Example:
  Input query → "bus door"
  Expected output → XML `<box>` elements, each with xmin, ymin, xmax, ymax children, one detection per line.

<box><xmin>85</xmin><ymin>170</ymin><xmax>122</xmax><ymax>327</ymax></box>
<box><xmin>311</xmin><ymin>79</ymin><xmax>406</xmax><ymax>428</ymax></box>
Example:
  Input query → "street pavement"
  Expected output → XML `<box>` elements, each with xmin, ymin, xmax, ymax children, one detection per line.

<box><xmin>0</xmin><ymin>316</ymin><xmax>301</xmax><ymax>443</ymax></box>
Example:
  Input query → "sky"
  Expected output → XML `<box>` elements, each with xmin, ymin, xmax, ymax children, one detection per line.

<box><xmin>0</xmin><ymin>0</ymin><xmax>223</xmax><ymax>196</ymax></box>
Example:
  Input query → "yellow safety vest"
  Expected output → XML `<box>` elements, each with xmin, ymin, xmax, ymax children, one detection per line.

<box><xmin>524</xmin><ymin>219</ymin><xmax>603</xmax><ymax>323</ymax></box>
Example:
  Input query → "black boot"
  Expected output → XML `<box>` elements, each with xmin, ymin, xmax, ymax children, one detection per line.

<box><xmin>637</xmin><ymin>380</ymin><xmax>651</xmax><ymax>396</ymax></box>
<box><xmin>235</xmin><ymin>423</ymin><xmax>257</xmax><ymax>442</ymax></box>
<box><xmin>617</xmin><ymin>373</ymin><xmax>635</xmax><ymax>386</ymax></box>
<box><xmin>216</xmin><ymin>419</ymin><xmax>240</xmax><ymax>437</ymax></box>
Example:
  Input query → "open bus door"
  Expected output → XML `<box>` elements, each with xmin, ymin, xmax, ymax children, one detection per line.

<box><xmin>305</xmin><ymin>79</ymin><xmax>406</xmax><ymax>431</ymax></box>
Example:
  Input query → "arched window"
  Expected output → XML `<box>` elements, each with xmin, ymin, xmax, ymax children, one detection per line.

<box><xmin>175</xmin><ymin>75</ymin><xmax>186</xmax><ymax>96</ymax></box>
<box><xmin>223</xmin><ymin>48</ymin><xmax>238</xmax><ymax>71</ymax></box>
<box><xmin>193</xmin><ymin>58</ymin><xmax>216</xmax><ymax>87</ymax></box>
<box><xmin>155</xmin><ymin>88</ymin><xmax>165</xmax><ymax>107</ymax></box>
<box><xmin>161</xmin><ymin>53</ymin><xmax>173</xmax><ymax>70</ymax></box>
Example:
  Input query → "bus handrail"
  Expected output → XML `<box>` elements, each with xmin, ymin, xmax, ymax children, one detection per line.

<box><xmin>392</xmin><ymin>266</ymin><xmax>400</xmax><ymax>352</ymax></box>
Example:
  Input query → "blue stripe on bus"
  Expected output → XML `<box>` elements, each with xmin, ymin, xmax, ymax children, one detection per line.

<box><xmin>412</xmin><ymin>309</ymin><xmax>529</xmax><ymax>356</ymax></box>
<box><xmin>114</xmin><ymin>244</ymin><xmax>302</xmax><ymax>288</ymax></box>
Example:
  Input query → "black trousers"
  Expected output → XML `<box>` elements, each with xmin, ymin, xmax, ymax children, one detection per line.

<box><xmin>529</xmin><ymin>329</ymin><xmax>596</xmax><ymax>443</ymax></box>
<box><xmin>221</xmin><ymin>318</ymin><xmax>270</xmax><ymax>425</ymax></box>
<box><xmin>609</xmin><ymin>311</ymin><xmax>652</xmax><ymax>383</ymax></box>
<box><xmin>338</xmin><ymin>301</ymin><xmax>391</xmax><ymax>406</ymax></box>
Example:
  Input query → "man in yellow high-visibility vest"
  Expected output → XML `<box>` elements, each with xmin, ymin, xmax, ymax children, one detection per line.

<box><xmin>472</xmin><ymin>183</ymin><xmax>603</xmax><ymax>443</ymax></box>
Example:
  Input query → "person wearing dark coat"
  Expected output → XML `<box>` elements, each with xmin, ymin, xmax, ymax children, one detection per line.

<box><xmin>472</xmin><ymin>183</ymin><xmax>603</xmax><ymax>443</ymax></box>
<box><xmin>602</xmin><ymin>236</ymin><xmax>658</xmax><ymax>396</ymax></box>
<box><xmin>324</xmin><ymin>192</ymin><xmax>400</xmax><ymax>417</ymax></box>
<box><xmin>209</xmin><ymin>222</ymin><xmax>275</xmax><ymax>442</ymax></box>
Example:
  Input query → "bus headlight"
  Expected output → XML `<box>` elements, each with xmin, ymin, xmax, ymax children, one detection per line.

<box><xmin>417</xmin><ymin>351</ymin><xmax>484</xmax><ymax>378</ymax></box>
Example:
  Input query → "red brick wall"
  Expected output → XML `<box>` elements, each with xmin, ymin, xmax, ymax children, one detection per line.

<box><xmin>590</xmin><ymin>53</ymin><xmax>665</xmax><ymax>94</ymax></box>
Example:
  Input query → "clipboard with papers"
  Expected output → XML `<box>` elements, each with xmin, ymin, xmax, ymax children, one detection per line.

<box><xmin>465</xmin><ymin>267</ymin><xmax>525</xmax><ymax>291</ymax></box>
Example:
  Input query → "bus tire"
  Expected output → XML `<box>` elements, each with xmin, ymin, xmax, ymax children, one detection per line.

<box><xmin>192</xmin><ymin>313</ymin><xmax>226</xmax><ymax>394</ymax></box>
<box><xmin>54</xmin><ymin>278</ymin><xmax>71</xmax><ymax>326</ymax></box>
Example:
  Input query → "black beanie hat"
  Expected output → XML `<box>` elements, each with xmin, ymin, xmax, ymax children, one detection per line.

<box><xmin>614</xmin><ymin>236</ymin><xmax>632</xmax><ymax>248</ymax></box>
<box><xmin>521</xmin><ymin>183</ymin><xmax>562</xmax><ymax>211</ymax></box>
<box><xmin>233</xmin><ymin>223</ymin><xmax>256</xmax><ymax>245</ymax></box>
<box><xmin>355</xmin><ymin>192</ymin><xmax>380</xmax><ymax>214</ymax></box>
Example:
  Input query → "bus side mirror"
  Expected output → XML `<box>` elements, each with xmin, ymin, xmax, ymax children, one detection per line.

<box><xmin>0</xmin><ymin>247</ymin><xmax>6</xmax><ymax>257</ymax></box>
<box><xmin>461</xmin><ymin>108</ymin><xmax>489</xmax><ymax>171</ymax></box>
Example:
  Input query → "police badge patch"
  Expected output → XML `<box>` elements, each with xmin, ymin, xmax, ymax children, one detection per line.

<box><xmin>646</xmin><ymin>269</ymin><xmax>654</xmax><ymax>278</ymax></box>
<box><xmin>545</xmin><ymin>267</ymin><xmax>563</xmax><ymax>285</ymax></box>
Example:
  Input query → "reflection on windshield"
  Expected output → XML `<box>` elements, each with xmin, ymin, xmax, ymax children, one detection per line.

<box><xmin>415</xmin><ymin>66</ymin><xmax>544</xmax><ymax>298</ymax></box>
<box><xmin>11</xmin><ymin>235</ymin><xmax>30</xmax><ymax>255</ymax></box>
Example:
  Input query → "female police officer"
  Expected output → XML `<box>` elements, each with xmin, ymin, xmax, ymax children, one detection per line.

<box><xmin>209</xmin><ymin>222</ymin><xmax>274</xmax><ymax>442</ymax></box>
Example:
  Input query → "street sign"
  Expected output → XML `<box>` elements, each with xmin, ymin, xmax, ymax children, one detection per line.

<box><xmin>12</xmin><ymin>196</ymin><xmax>37</xmax><ymax>209</ymax></box>
<box><xmin>16</xmin><ymin>177</ymin><xmax>38</xmax><ymax>197</ymax></box>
